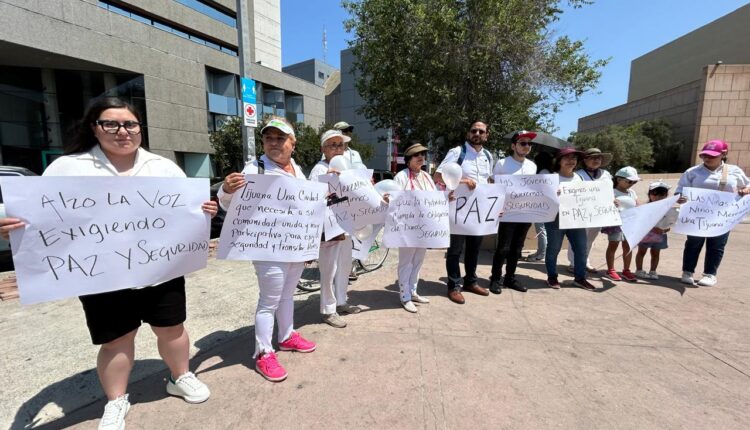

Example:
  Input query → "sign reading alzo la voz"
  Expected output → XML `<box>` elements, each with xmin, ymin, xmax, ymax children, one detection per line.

<box><xmin>0</xmin><ymin>177</ymin><xmax>211</xmax><ymax>305</ymax></box>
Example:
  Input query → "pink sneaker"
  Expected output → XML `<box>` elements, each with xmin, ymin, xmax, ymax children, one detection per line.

<box><xmin>621</xmin><ymin>269</ymin><xmax>637</xmax><ymax>282</ymax></box>
<box><xmin>604</xmin><ymin>269</ymin><xmax>622</xmax><ymax>281</ymax></box>
<box><xmin>256</xmin><ymin>352</ymin><xmax>287</xmax><ymax>382</ymax></box>
<box><xmin>278</xmin><ymin>331</ymin><xmax>316</xmax><ymax>353</ymax></box>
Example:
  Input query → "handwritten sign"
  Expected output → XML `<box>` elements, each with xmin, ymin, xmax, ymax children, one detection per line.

<box><xmin>621</xmin><ymin>195</ymin><xmax>680</xmax><ymax>247</ymax></box>
<box><xmin>493</xmin><ymin>174</ymin><xmax>559</xmax><ymax>223</ymax></box>
<box><xmin>673</xmin><ymin>187</ymin><xmax>750</xmax><ymax>237</ymax></box>
<box><xmin>319</xmin><ymin>169</ymin><xmax>387</xmax><ymax>231</ymax></box>
<box><xmin>449</xmin><ymin>184</ymin><xmax>505</xmax><ymax>236</ymax></box>
<box><xmin>216</xmin><ymin>175</ymin><xmax>326</xmax><ymax>262</ymax></box>
<box><xmin>0</xmin><ymin>177</ymin><xmax>210</xmax><ymax>305</ymax></box>
<box><xmin>383</xmin><ymin>191</ymin><xmax>450</xmax><ymax>248</ymax></box>
<box><xmin>559</xmin><ymin>182</ymin><xmax>621</xmax><ymax>229</ymax></box>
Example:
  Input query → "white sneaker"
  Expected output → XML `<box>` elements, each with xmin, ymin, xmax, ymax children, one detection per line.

<box><xmin>166</xmin><ymin>371</ymin><xmax>210</xmax><ymax>404</ymax></box>
<box><xmin>411</xmin><ymin>294</ymin><xmax>430</xmax><ymax>304</ymax></box>
<box><xmin>401</xmin><ymin>301</ymin><xmax>418</xmax><ymax>313</ymax></box>
<box><xmin>680</xmin><ymin>271</ymin><xmax>695</xmax><ymax>285</ymax></box>
<box><xmin>98</xmin><ymin>394</ymin><xmax>130</xmax><ymax>430</ymax></box>
<box><xmin>648</xmin><ymin>271</ymin><xmax>659</xmax><ymax>280</ymax></box>
<box><xmin>697</xmin><ymin>274</ymin><xmax>717</xmax><ymax>287</ymax></box>
<box><xmin>635</xmin><ymin>270</ymin><xmax>649</xmax><ymax>279</ymax></box>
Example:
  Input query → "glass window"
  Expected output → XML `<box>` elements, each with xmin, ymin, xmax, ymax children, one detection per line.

<box><xmin>174</xmin><ymin>0</ymin><xmax>236</xmax><ymax>28</ymax></box>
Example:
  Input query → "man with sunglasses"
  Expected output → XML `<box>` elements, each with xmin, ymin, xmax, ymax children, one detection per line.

<box><xmin>434</xmin><ymin>121</ymin><xmax>494</xmax><ymax>304</ymax></box>
<box><xmin>489</xmin><ymin>131</ymin><xmax>538</xmax><ymax>294</ymax></box>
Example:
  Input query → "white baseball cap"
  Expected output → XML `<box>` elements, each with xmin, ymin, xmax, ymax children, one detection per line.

<box><xmin>320</xmin><ymin>129</ymin><xmax>351</xmax><ymax>146</ymax></box>
<box><xmin>614</xmin><ymin>166</ymin><xmax>640</xmax><ymax>182</ymax></box>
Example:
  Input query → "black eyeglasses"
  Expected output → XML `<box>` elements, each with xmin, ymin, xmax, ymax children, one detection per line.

<box><xmin>469</xmin><ymin>129</ymin><xmax>486</xmax><ymax>135</ymax></box>
<box><xmin>96</xmin><ymin>120</ymin><xmax>142</xmax><ymax>135</ymax></box>
<box><xmin>516</xmin><ymin>141</ymin><xmax>533</xmax><ymax>147</ymax></box>
<box><xmin>324</xmin><ymin>142</ymin><xmax>345</xmax><ymax>149</ymax></box>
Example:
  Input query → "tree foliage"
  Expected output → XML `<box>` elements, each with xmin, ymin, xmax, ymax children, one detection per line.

<box><xmin>209</xmin><ymin>117</ymin><xmax>377</xmax><ymax>177</ymax></box>
<box><xmin>571</xmin><ymin>119</ymin><xmax>684</xmax><ymax>173</ymax></box>
<box><xmin>343</xmin><ymin>0</ymin><xmax>608</xmax><ymax>157</ymax></box>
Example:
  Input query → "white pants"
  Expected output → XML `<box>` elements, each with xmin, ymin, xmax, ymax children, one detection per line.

<box><xmin>397</xmin><ymin>247</ymin><xmax>427</xmax><ymax>302</ymax></box>
<box><xmin>567</xmin><ymin>227</ymin><xmax>600</xmax><ymax>268</ymax></box>
<box><xmin>252</xmin><ymin>261</ymin><xmax>305</xmax><ymax>357</ymax></box>
<box><xmin>318</xmin><ymin>236</ymin><xmax>353</xmax><ymax>314</ymax></box>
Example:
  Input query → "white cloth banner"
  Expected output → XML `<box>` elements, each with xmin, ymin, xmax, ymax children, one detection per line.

<box><xmin>383</xmin><ymin>191</ymin><xmax>450</xmax><ymax>248</ymax></box>
<box><xmin>0</xmin><ymin>177</ymin><xmax>210</xmax><ymax>305</ymax></box>
<box><xmin>621</xmin><ymin>195</ymin><xmax>680</xmax><ymax>247</ymax></box>
<box><xmin>449</xmin><ymin>183</ymin><xmax>506</xmax><ymax>236</ymax></box>
<box><xmin>559</xmin><ymin>182</ymin><xmax>621</xmax><ymax>229</ymax></box>
<box><xmin>319</xmin><ymin>169</ymin><xmax>387</xmax><ymax>231</ymax></box>
<box><xmin>673</xmin><ymin>187</ymin><xmax>750</xmax><ymax>237</ymax></box>
<box><xmin>216</xmin><ymin>175</ymin><xmax>326</xmax><ymax>262</ymax></box>
<box><xmin>352</xmin><ymin>224</ymin><xmax>383</xmax><ymax>261</ymax></box>
<box><xmin>493</xmin><ymin>174</ymin><xmax>559</xmax><ymax>223</ymax></box>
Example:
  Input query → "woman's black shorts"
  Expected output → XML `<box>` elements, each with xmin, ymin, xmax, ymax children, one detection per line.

<box><xmin>79</xmin><ymin>276</ymin><xmax>187</xmax><ymax>345</ymax></box>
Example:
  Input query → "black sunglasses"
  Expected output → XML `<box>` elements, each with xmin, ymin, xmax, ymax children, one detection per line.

<box><xmin>470</xmin><ymin>129</ymin><xmax>486</xmax><ymax>135</ymax></box>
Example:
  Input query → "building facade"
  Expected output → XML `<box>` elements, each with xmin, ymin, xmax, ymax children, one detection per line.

<box><xmin>0</xmin><ymin>0</ymin><xmax>324</xmax><ymax>176</ymax></box>
<box><xmin>578</xmin><ymin>4</ymin><xmax>750</xmax><ymax>172</ymax></box>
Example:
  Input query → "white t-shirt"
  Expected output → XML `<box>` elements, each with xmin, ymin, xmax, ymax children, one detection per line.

<box><xmin>309</xmin><ymin>160</ymin><xmax>330</xmax><ymax>182</ymax></box>
<box><xmin>436</xmin><ymin>142</ymin><xmax>494</xmax><ymax>184</ymax></box>
<box><xmin>493</xmin><ymin>156</ymin><xmax>537</xmax><ymax>175</ymax></box>
<box><xmin>676</xmin><ymin>162</ymin><xmax>750</xmax><ymax>194</ymax></box>
<box><xmin>393</xmin><ymin>168</ymin><xmax>436</xmax><ymax>191</ymax></box>
<box><xmin>557</xmin><ymin>172</ymin><xmax>583</xmax><ymax>184</ymax></box>
<box><xmin>576</xmin><ymin>168</ymin><xmax>613</xmax><ymax>186</ymax></box>
<box><xmin>43</xmin><ymin>144</ymin><xmax>185</xmax><ymax>178</ymax></box>
<box><xmin>614</xmin><ymin>188</ymin><xmax>638</xmax><ymax>211</ymax></box>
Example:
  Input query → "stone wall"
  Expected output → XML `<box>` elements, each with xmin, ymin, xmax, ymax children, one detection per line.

<box><xmin>694</xmin><ymin>64</ymin><xmax>750</xmax><ymax>172</ymax></box>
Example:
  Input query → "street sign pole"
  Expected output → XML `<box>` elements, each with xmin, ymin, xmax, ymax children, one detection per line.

<box><xmin>236</xmin><ymin>0</ymin><xmax>256</xmax><ymax>163</ymax></box>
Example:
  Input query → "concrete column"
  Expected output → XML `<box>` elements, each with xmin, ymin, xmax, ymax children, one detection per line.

<box><xmin>40</xmin><ymin>68</ymin><xmax>63</xmax><ymax>149</ymax></box>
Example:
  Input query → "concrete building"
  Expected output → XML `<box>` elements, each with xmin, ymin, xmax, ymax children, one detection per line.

<box><xmin>0</xmin><ymin>0</ymin><xmax>324</xmax><ymax>176</ymax></box>
<box><xmin>283</xmin><ymin>59</ymin><xmax>337</xmax><ymax>88</ymax></box>
<box><xmin>578</xmin><ymin>4</ymin><xmax>750</xmax><ymax>173</ymax></box>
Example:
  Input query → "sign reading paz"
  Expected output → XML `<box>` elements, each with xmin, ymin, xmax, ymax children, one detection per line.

<box><xmin>558</xmin><ymin>181</ymin><xmax>621</xmax><ymax>229</ymax></box>
<box><xmin>217</xmin><ymin>175</ymin><xmax>327</xmax><ymax>262</ymax></box>
<box><xmin>0</xmin><ymin>177</ymin><xmax>210</xmax><ymax>305</ymax></box>
<box><xmin>449</xmin><ymin>183</ymin><xmax>506</xmax><ymax>236</ymax></box>
<box><xmin>493</xmin><ymin>174</ymin><xmax>559</xmax><ymax>223</ymax></box>
<box><xmin>384</xmin><ymin>191</ymin><xmax>450</xmax><ymax>248</ymax></box>
<box><xmin>319</xmin><ymin>169</ymin><xmax>387</xmax><ymax>232</ymax></box>
<box><xmin>673</xmin><ymin>187</ymin><xmax>750</xmax><ymax>237</ymax></box>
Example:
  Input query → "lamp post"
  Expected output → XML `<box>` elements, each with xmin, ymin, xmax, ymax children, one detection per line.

<box><xmin>236</xmin><ymin>0</ymin><xmax>256</xmax><ymax>163</ymax></box>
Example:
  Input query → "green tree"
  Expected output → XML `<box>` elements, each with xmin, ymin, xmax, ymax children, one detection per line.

<box><xmin>342</xmin><ymin>0</ymin><xmax>608</xmax><ymax>157</ymax></box>
<box><xmin>638</xmin><ymin>119</ymin><xmax>682</xmax><ymax>173</ymax></box>
<box><xmin>572</xmin><ymin>123</ymin><xmax>654</xmax><ymax>172</ymax></box>
<box><xmin>209</xmin><ymin>116</ymin><xmax>244</xmax><ymax>177</ymax></box>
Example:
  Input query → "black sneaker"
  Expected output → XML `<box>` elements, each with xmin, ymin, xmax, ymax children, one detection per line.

<box><xmin>504</xmin><ymin>277</ymin><xmax>527</xmax><ymax>292</ymax></box>
<box><xmin>489</xmin><ymin>280</ymin><xmax>503</xmax><ymax>295</ymax></box>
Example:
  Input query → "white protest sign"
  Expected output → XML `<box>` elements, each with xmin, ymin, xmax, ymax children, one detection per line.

<box><xmin>621</xmin><ymin>195</ymin><xmax>680</xmax><ymax>247</ymax></box>
<box><xmin>449</xmin><ymin>183</ymin><xmax>505</xmax><ymax>236</ymax></box>
<box><xmin>352</xmin><ymin>224</ymin><xmax>383</xmax><ymax>261</ymax></box>
<box><xmin>319</xmin><ymin>169</ymin><xmax>387</xmax><ymax>231</ymax></box>
<box><xmin>493</xmin><ymin>174</ymin><xmax>559</xmax><ymax>223</ymax></box>
<box><xmin>322</xmin><ymin>206</ymin><xmax>347</xmax><ymax>240</ymax></box>
<box><xmin>383</xmin><ymin>191</ymin><xmax>450</xmax><ymax>248</ymax></box>
<box><xmin>559</xmin><ymin>181</ymin><xmax>621</xmax><ymax>229</ymax></box>
<box><xmin>0</xmin><ymin>177</ymin><xmax>210</xmax><ymax>305</ymax></box>
<box><xmin>216</xmin><ymin>175</ymin><xmax>326</xmax><ymax>262</ymax></box>
<box><xmin>673</xmin><ymin>187</ymin><xmax>750</xmax><ymax>237</ymax></box>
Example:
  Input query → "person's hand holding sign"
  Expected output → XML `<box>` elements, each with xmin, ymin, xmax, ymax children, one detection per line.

<box><xmin>222</xmin><ymin>172</ymin><xmax>246</xmax><ymax>194</ymax></box>
<box><xmin>0</xmin><ymin>217</ymin><xmax>24</xmax><ymax>241</ymax></box>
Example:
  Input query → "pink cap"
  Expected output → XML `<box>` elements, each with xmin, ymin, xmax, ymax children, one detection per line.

<box><xmin>699</xmin><ymin>139</ymin><xmax>729</xmax><ymax>157</ymax></box>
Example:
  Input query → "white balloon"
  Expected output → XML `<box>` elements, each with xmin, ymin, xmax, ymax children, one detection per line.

<box><xmin>441</xmin><ymin>162</ymin><xmax>463</xmax><ymax>190</ymax></box>
<box><xmin>354</xmin><ymin>224</ymin><xmax>373</xmax><ymax>241</ymax></box>
<box><xmin>374</xmin><ymin>179</ymin><xmax>401</xmax><ymax>196</ymax></box>
<box><xmin>329</xmin><ymin>155</ymin><xmax>352</xmax><ymax>172</ymax></box>
<box><xmin>352</xmin><ymin>162</ymin><xmax>368</xmax><ymax>170</ymax></box>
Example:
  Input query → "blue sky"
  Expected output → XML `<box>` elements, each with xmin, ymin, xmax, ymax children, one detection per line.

<box><xmin>280</xmin><ymin>0</ymin><xmax>749</xmax><ymax>138</ymax></box>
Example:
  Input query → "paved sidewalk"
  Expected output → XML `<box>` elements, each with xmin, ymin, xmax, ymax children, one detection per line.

<box><xmin>2</xmin><ymin>225</ymin><xmax>750</xmax><ymax>429</ymax></box>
